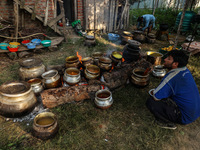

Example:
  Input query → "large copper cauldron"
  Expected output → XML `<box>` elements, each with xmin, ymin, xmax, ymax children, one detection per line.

<box><xmin>19</xmin><ymin>58</ymin><xmax>45</xmax><ymax>81</ymax></box>
<box><xmin>0</xmin><ymin>81</ymin><xmax>37</xmax><ymax>117</ymax></box>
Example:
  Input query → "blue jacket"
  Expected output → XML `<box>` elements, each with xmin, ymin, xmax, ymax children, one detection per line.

<box><xmin>137</xmin><ymin>14</ymin><xmax>155</xmax><ymax>31</ymax></box>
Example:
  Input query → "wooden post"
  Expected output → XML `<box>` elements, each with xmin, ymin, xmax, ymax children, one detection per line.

<box><xmin>31</xmin><ymin>0</ymin><xmax>39</xmax><ymax>20</ymax></box>
<box><xmin>114</xmin><ymin>0</ymin><xmax>119</xmax><ymax>31</ymax></box>
<box><xmin>174</xmin><ymin>0</ymin><xmax>189</xmax><ymax>49</ymax></box>
<box><xmin>94</xmin><ymin>0</ymin><xmax>96</xmax><ymax>38</ymax></box>
<box><xmin>153</xmin><ymin>0</ymin><xmax>158</xmax><ymax>15</ymax></box>
<box><xmin>53</xmin><ymin>0</ymin><xmax>57</xmax><ymax>32</ymax></box>
<box><xmin>58</xmin><ymin>0</ymin><xmax>68</xmax><ymax>42</ymax></box>
<box><xmin>14</xmin><ymin>0</ymin><xmax>19</xmax><ymax>42</ymax></box>
<box><xmin>44</xmin><ymin>0</ymin><xmax>49</xmax><ymax>26</ymax></box>
<box><xmin>117</xmin><ymin>0</ymin><xmax>128</xmax><ymax>30</ymax></box>
<box><xmin>74</xmin><ymin>0</ymin><xmax>77</xmax><ymax>20</ymax></box>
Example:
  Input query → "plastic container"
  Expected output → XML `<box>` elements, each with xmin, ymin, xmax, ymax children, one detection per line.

<box><xmin>9</xmin><ymin>42</ymin><xmax>20</xmax><ymax>47</ymax></box>
<box><xmin>22</xmin><ymin>40</ymin><xmax>31</xmax><ymax>46</ymax></box>
<box><xmin>7</xmin><ymin>46</ymin><xmax>19</xmax><ymax>52</ymax></box>
<box><xmin>31</xmin><ymin>39</ymin><xmax>41</xmax><ymax>46</ymax></box>
<box><xmin>26</xmin><ymin>43</ymin><xmax>36</xmax><ymax>49</ymax></box>
<box><xmin>108</xmin><ymin>33</ymin><xmax>120</xmax><ymax>41</ymax></box>
<box><xmin>41</xmin><ymin>40</ymin><xmax>51</xmax><ymax>47</ymax></box>
<box><xmin>0</xmin><ymin>43</ymin><xmax>9</xmax><ymax>50</ymax></box>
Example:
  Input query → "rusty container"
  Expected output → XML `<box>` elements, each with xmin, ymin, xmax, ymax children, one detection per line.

<box><xmin>41</xmin><ymin>70</ymin><xmax>61</xmax><ymax>89</ymax></box>
<box><xmin>19</xmin><ymin>58</ymin><xmax>45</xmax><ymax>81</ymax></box>
<box><xmin>0</xmin><ymin>81</ymin><xmax>37</xmax><ymax>117</ymax></box>
<box><xmin>32</xmin><ymin>112</ymin><xmax>59</xmax><ymax>140</ymax></box>
<box><xmin>27</xmin><ymin>78</ymin><xmax>44</xmax><ymax>95</ymax></box>
<box><xmin>131</xmin><ymin>68</ymin><xmax>150</xmax><ymax>87</ymax></box>
<box><xmin>94</xmin><ymin>89</ymin><xmax>113</xmax><ymax>109</ymax></box>
<box><xmin>84</xmin><ymin>65</ymin><xmax>100</xmax><ymax>80</ymax></box>
<box><xmin>98</xmin><ymin>57</ymin><xmax>112</xmax><ymax>71</ymax></box>
<box><xmin>63</xmin><ymin>67</ymin><xmax>81</xmax><ymax>85</ymax></box>
<box><xmin>65</xmin><ymin>56</ymin><xmax>80</xmax><ymax>68</ymax></box>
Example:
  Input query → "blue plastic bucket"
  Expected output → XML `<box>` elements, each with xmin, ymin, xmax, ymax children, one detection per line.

<box><xmin>26</xmin><ymin>43</ymin><xmax>36</xmax><ymax>49</ymax></box>
<box><xmin>31</xmin><ymin>39</ymin><xmax>41</xmax><ymax>46</ymax></box>
<box><xmin>108</xmin><ymin>33</ymin><xmax>120</xmax><ymax>41</ymax></box>
<box><xmin>0</xmin><ymin>43</ymin><xmax>9</xmax><ymax>50</ymax></box>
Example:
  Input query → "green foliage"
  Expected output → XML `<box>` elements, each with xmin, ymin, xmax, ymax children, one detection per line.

<box><xmin>129</xmin><ymin>8</ymin><xmax>179</xmax><ymax>31</ymax></box>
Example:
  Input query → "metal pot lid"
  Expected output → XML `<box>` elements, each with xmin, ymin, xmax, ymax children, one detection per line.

<box><xmin>128</xmin><ymin>40</ymin><xmax>141</xmax><ymax>47</ymax></box>
<box><xmin>0</xmin><ymin>81</ymin><xmax>31</xmax><ymax>95</ymax></box>
<box><xmin>123</xmin><ymin>31</ymin><xmax>132</xmax><ymax>36</ymax></box>
<box><xmin>133</xmin><ymin>30</ymin><xmax>144</xmax><ymax>34</ymax></box>
<box><xmin>19</xmin><ymin>58</ymin><xmax>43</xmax><ymax>68</ymax></box>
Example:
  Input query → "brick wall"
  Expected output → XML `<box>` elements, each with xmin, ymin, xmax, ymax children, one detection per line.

<box><xmin>77</xmin><ymin>0</ymin><xmax>84</xmax><ymax>26</ymax></box>
<box><xmin>1</xmin><ymin>0</ymin><xmax>84</xmax><ymax>27</ymax></box>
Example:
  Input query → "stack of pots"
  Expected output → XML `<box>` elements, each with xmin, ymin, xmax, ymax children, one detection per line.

<box><xmin>146</xmin><ymin>33</ymin><xmax>156</xmax><ymax>44</ymax></box>
<box><xmin>98</xmin><ymin>57</ymin><xmax>112</xmax><ymax>71</ymax></box>
<box><xmin>0</xmin><ymin>81</ymin><xmax>37</xmax><ymax>117</ymax></box>
<box><xmin>19</xmin><ymin>58</ymin><xmax>45</xmax><ymax>81</ymax></box>
<box><xmin>85</xmin><ymin>35</ymin><xmax>96</xmax><ymax>47</ymax></box>
<box><xmin>84</xmin><ymin>65</ymin><xmax>100</xmax><ymax>80</ymax></box>
<box><xmin>122</xmin><ymin>40</ymin><xmax>141</xmax><ymax>63</ymax></box>
<box><xmin>121</xmin><ymin>31</ymin><xmax>133</xmax><ymax>45</ymax></box>
<box><xmin>92</xmin><ymin>52</ymin><xmax>103</xmax><ymax>65</ymax></box>
<box><xmin>133</xmin><ymin>30</ymin><xmax>146</xmax><ymax>43</ymax></box>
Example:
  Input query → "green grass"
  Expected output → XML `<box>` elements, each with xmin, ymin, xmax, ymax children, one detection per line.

<box><xmin>0</xmin><ymin>35</ymin><xmax>200</xmax><ymax>150</ymax></box>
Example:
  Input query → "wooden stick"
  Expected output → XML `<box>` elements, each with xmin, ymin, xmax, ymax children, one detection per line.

<box><xmin>44</xmin><ymin>0</ymin><xmax>49</xmax><ymax>26</ymax></box>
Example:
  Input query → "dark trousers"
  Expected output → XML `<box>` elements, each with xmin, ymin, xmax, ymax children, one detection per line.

<box><xmin>146</xmin><ymin>97</ymin><xmax>182</xmax><ymax>124</ymax></box>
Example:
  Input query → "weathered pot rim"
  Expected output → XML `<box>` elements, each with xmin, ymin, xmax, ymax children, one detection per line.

<box><xmin>132</xmin><ymin>68</ymin><xmax>149</xmax><ymax>78</ymax></box>
<box><xmin>65</xmin><ymin>56</ymin><xmax>79</xmax><ymax>63</ymax></box>
<box><xmin>95</xmin><ymin>89</ymin><xmax>112</xmax><ymax>100</ymax></box>
<box><xmin>0</xmin><ymin>81</ymin><xmax>32</xmax><ymax>97</ymax></box>
<box><xmin>92</xmin><ymin>52</ymin><xmax>103</xmax><ymax>58</ymax></box>
<box><xmin>41</xmin><ymin>70</ymin><xmax>58</xmax><ymax>79</ymax></box>
<box><xmin>111</xmin><ymin>51</ymin><xmax>122</xmax><ymax>60</ymax></box>
<box><xmin>28</xmin><ymin>78</ymin><xmax>42</xmax><ymax>86</ymax></box>
<box><xmin>82</xmin><ymin>57</ymin><xmax>93</xmax><ymax>62</ymax></box>
<box><xmin>86</xmin><ymin>65</ymin><xmax>100</xmax><ymax>74</ymax></box>
<box><xmin>65</xmin><ymin>67</ymin><xmax>80</xmax><ymax>77</ymax></box>
<box><xmin>34</xmin><ymin>112</ymin><xmax>56</xmax><ymax>128</ymax></box>
<box><xmin>19</xmin><ymin>58</ymin><xmax>43</xmax><ymax>68</ymax></box>
<box><xmin>146</xmin><ymin>51</ymin><xmax>163</xmax><ymax>58</ymax></box>
<box><xmin>99</xmin><ymin>57</ymin><xmax>112</xmax><ymax>64</ymax></box>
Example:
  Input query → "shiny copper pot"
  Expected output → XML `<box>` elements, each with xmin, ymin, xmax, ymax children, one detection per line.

<box><xmin>33</xmin><ymin>112</ymin><xmax>58</xmax><ymax>140</ymax></box>
<box><xmin>27</xmin><ymin>78</ymin><xmax>44</xmax><ymax>95</ymax></box>
<box><xmin>81</xmin><ymin>57</ymin><xmax>94</xmax><ymax>68</ymax></box>
<box><xmin>131</xmin><ymin>68</ymin><xmax>150</xmax><ymax>87</ymax></box>
<box><xmin>65</xmin><ymin>56</ymin><xmax>80</xmax><ymax>68</ymax></box>
<box><xmin>146</xmin><ymin>51</ymin><xmax>163</xmax><ymax>66</ymax></box>
<box><xmin>41</xmin><ymin>70</ymin><xmax>61</xmax><ymax>89</ymax></box>
<box><xmin>63</xmin><ymin>67</ymin><xmax>81</xmax><ymax>85</ymax></box>
<box><xmin>84</xmin><ymin>65</ymin><xmax>100</xmax><ymax>80</ymax></box>
<box><xmin>19</xmin><ymin>58</ymin><xmax>45</xmax><ymax>81</ymax></box>
<box><xmin>94</xmin><ymin>89</ymin><xmax>113</xmax><ymax>109</ymax></box>
<box><xmin>0</xmin><ymin>81</ymin><xmax>37</xmax><ymax>117</ymax></box>
<box><xmin>98</xmin><ymin>57</ymin><xmax>112</xmax><ymax>71</ymax></box>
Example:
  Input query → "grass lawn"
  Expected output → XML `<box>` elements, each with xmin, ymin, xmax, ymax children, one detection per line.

<box><xmin>0</xmin><ymin>33</ymin><xmax>200</xmax><ymax>150</ymax></box>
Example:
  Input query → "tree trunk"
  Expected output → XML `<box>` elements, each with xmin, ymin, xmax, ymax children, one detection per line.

<box><xmin>174</xmin><ymin>0</ymin><xmax>189</xmax><ymax>49</ymax></box>
<box><xmin>153</xmin><ymin>0</ymin><xmax>158</xmax><ymax>16</ymax></box>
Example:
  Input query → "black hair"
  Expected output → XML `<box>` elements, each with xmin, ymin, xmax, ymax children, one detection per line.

<box><xmin>167</xmin><ymin>50</ymin><xmax>189</xmax><ymax>67</ymax></box>
<box><xmin>137</xmin><ymin>16</ymin><xmax>143</xmax><ymax>22</ymax></box>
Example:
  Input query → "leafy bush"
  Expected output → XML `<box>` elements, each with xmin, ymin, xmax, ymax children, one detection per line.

<box><xmin>129</xmin><ymin>8</ymin><xmax>179</xmax><ymax>31</ymax></box>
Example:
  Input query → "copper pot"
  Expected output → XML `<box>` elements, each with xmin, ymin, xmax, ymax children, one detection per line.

<box><xmin>131</xmin><ymin>68</ymin><xmax>150</xmax><ymax>87</ymax></box>
<box><xmin>33</xmin><ymin>112</ymin><xmax>58</xmax><ymax>140</ymax></box>
<box><xmin>92</xmin><ymin>52</ymin><xmax>103</xmax><ymax>65</ymax></box>
<box><xmin>94</xmin><ymin>89</ymin><xmax>113</xmax><ymax>109</ymax></box>
<box><xmin>0</xmin><ymin>81</ymin><xmax>37</xmax><ymax>117</ymax></box>
<box><xmin>98</xmin><ymin>57</ymin><xmax>112</xmax><ymax>71</ymax></box>
<box><xmin>81</xmin><ymin>57</ymin><xmax>94</xmax><ymax>68</ymax></box>
<box><xmin>65</xmin><ymin>56</ymin><xmax>80</xmax><ymax>68</ymax></box>
<box><xmin>63</xmin><ymin>67</ymin><xmax>81</xmax><ymax>85</ymax></box>
<box><xmin>146</xmin><ymin>51</ymin><xmax>163</xmax><ymax>66</ymax></box>
<box><xmin>41</xmin><ymin>70</ymin><xmax>61</xmax><ymax>89</ymax></box>
<box><xmin>27</xmin><ymin>78</ymin><xmax>44</xmax><ymax>95</ymax></box>
<box><xmin>19</xmin><ymin>58</ymin><xmax>45</xmax><ymax>81</ymax></box>
<box><xmin>84</xmin><ymin>65</ymin><xmax>100</xmax><ymax>80</ymax></box>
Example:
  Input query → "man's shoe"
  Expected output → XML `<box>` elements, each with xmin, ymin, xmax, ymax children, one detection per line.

<box><xmin>155</xmin><ymin>120</ymin><xmax>177</xmax><ymax>130</ymax></box>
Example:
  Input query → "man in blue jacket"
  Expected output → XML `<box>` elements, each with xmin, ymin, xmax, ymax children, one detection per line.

<box><xmin>146</xmin><ymin>50</ymin><xmax>200</xmax><ymax>129</ymax></box>
<box><xmin>137</xmin><ymin>14</ymin><xmax>156</xmax><ymax>34</ymax></box>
